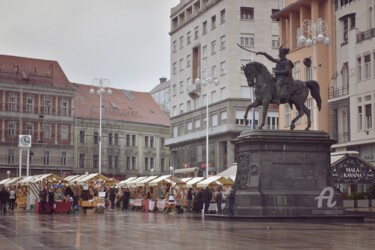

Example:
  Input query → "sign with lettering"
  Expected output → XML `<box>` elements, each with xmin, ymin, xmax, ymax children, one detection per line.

<box><xmin>330</xmin><ymin>155</ymin><xmax>375</xmax><ymax>184</ymax></box>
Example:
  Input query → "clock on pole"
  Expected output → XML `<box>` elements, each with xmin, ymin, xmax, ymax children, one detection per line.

<box><xmin>19</xmin><ymin>135</ymin><xmax>32</xmax><ymax>148</ymax></box>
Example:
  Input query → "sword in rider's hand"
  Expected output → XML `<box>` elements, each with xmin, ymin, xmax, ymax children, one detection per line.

<box><xmin>236</xmin><ymin>43</ymin><xmax>259</xmax><ymax>54</ymax></box>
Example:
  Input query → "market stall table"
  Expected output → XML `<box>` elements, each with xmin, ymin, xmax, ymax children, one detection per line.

<box><xmin>35</xmin><ymin>200</ymin><xmax>72</xmax><ymax>213</ymax></box>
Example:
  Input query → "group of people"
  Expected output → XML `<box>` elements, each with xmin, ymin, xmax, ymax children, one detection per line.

<box><xmin>186</xmin><ymin>186</ymin><xmax>235</xmax><ymax>215</ymax></box>
<box><xmin>38</xmin><ymin>187</ymin><xmax>55</xmax><ymax>214</ymax></box>
<box><xmin>0</xmin><ymin>186</ymin><xmax>17</xmax><ymax>214</ymax></box>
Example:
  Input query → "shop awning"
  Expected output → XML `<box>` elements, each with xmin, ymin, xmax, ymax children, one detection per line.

<box><xmin>181</xmin><ymin>177</ymin><xmax>193</xmax><ymax>183</ymax></box>
<box><xmin>125</xmin><ymin>176</ymin><xmax>148</xmax><ymax>187</ymax></box>
<box><xmin>76</xmin><ymin>173</ymin><xmax>118</xmax><ymax>185</ymax></box>
<box><xmin>135</xmin><ymin>176</ymin><xmax>158</xmax><ymax>187</ymax></box>
<box><xmin>118</xmin><ymin>177</ymin><xmax>138</xmax><ymax>186</ymax></box>
<box><xmin>185</xmin><ymin>177</ymin><xmax>205</xmax><ymax>188</ymax></box>
<box><xmin>148</xmin><ymin>175</ymin><xmax>185</xmax><ymax>187</ymax></box>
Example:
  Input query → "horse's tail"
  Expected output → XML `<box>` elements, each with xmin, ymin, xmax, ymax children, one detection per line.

<box><xmin>305</xmin><ymin>80</ymin><xmax>321</xmax><ymax>111</ymax></box>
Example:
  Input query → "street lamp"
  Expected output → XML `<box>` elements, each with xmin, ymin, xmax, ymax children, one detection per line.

<box><xmin>7</xmin><ymin>170</ymin><xmax>10</xmax><ymax>179</ymax></box>
<box><xmin>169</xmin><ymin>166</ymin><xmax>174</xmax><ymax>201</ymax></box>
<box><xmin>151</xmin><ymin>168</ymin><xmax>154</xmax><ymax>176</ymax></box>
<box><xmin>90</xmin><ymin>78</ymin><xmax>112</xmax><ymax>174</ymax></box>
<box><xmin>297</xmin><ymin>18</ymin><xmax>330</xmax><ymax>130</ymax></box>
<box><xmin>195</xmin><ymin>71</ymin><xmax>219</xmax><ymax>178</ymax></box>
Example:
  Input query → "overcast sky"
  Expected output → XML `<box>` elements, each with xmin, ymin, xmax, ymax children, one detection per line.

<box><xmin>0</xmin><ymin>0</ymin><xmax>180</xmax><ymax>92</ymax></box>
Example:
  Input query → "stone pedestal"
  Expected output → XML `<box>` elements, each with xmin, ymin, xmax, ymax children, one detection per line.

<box><xmin>232</xmin><ymin>130</ymin><xmax>343</xmax><ymax>217</ymax></box>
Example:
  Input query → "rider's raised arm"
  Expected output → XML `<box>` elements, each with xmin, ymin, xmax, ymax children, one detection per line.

<box><xmin>256</xmin><ymin>52</ymin><xmax>279</xmax><ymax>63</ymax></box>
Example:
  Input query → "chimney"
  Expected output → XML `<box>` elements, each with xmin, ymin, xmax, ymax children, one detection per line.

<box><xmin>159</xmin><ymin>77</ymin><xmax>167</xmax><ymax>84</ymax></box>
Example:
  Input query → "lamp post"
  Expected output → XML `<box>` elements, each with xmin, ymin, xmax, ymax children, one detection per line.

<box><xmin>298</xmin><ymin>18</ymin><xmax>330</xmax><ymax>130</ymax></box>
<box><xmin>151</xmin><ymin>168</ymin><xmax>154</xmax><ymax>176</ymax></box>
<box><xmin>169</xmin><ymin>166</ymin><xmax>174</xmax><ymax>201</ymax></box>
<box><xmin>195</xmin><ymin>72</ymin><xmax>219</xmax><ymax>178</ymax></box>
<box><xmin>90</xmin><ymin>78</ymin><xmax>112</xmax><ymax>174</ymax></box>
<box><xmin>7</xmin><ymin>170</ymin><xmax>10</xmax><ymax>179</ymax></box>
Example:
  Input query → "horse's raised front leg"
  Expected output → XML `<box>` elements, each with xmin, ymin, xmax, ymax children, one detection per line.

<box><xmin>244</xmin><ymin>100</ymin><xmax>261</xmax><ymax>126</ymax></box>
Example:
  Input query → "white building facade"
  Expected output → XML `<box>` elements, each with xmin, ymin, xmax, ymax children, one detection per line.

<box><xmin>167</xmin><ymin>0</ymin><xmax>280</xmax><ymax>175</ymax></box>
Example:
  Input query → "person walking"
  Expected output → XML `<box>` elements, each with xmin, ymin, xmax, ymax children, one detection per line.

<box><xmin>228</xmin><ymin>187</ymin><xmax>236</xmax><ymax>216</ymax></box>
<box><xmin>109</xmin><ymin>186</ymin><xmax>116</xmax><ymax>210</ymax></box>
<box><xmin>187</xmin><ymin>188</ymin><xmax>193</xmax><ymax>213</ymax></box>
<box><xmin>39</xmin><ymin>187</ymin><xmax>47</xmax><ymax>214</ymax></box>
<box><xmin>122</xmin><ymin>188</ymin><xmax>131</xmax><ymax>211</ymax></box>
<box><xmin>215</xmin><ymin>187</ymin><xmax>223</xmax><ymax>215</ymax></box>
<box><xmin>48</xmin><ymin>189</ymin><xmax>55</xmax><ymax>215</ymax></box>
<box><xmin>0</xmin><ymin>186</ymin><xmax>9</xmax><ymax>214</ymax></box>
<box><xmin>8</xmin><ymin>187</ymin><xmax>16</xmax><ymax>212</ymax></box>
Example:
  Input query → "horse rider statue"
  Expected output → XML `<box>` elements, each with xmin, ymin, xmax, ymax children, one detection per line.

<box><xmin>256</xmin><ymin>47</ymin><xmax>294</xmax><ymax>105</ymax></box>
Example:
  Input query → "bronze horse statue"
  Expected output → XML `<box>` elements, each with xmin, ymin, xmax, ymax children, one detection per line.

<box><xmin>242</xmin><ymin>61</ymin><xmax>321</xmax><ymax>130</ymax></box>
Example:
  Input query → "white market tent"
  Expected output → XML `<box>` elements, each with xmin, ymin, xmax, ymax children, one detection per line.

<box><xmin>196</xmin><ymin>176</ymin><xmax>233</xmax><ymax>187</ymax></box>
<box><xmin>217</xmin><ymin>164</ymin><xmax>237</xmax><ymax>181</ymax></box>
<box><xmin>135</xmin><ymin>176</ymin><xmax>158</xmax><ymax>187</ymax></box>
<box><xmin>185</xmin><ymin>177</ymin><xmax>205</xmax><ymax>188</ymax></box>
<box><xmin>148</xmin><ymin>175</ymin><xmax>186</xmax><ymax>187</ymax></box>
<box><xmin>125</xmin><ymin>176</ymin><xmax>148</xmax><ymax>187</ymax></box>
<box><xmin>0</xmin><ymin>177</ymin><xmax>23</xmax><ymax>186</ymax></box>
<box><xmin>181</xmin><ymin>177</ymin><xmax>193</xmax><ymax>183</ymax></box>
<box><xmin>118</xmin><ymin>177</ymin><xmax>138</xmax><ymax>186</ymax></box>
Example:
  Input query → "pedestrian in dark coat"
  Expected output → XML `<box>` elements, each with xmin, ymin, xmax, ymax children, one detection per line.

<box><xmin>0</xmin><ymin>187</ymin><xmax>9</xmax><ymax>214</ymax></box>
<box><xmin>109</xmin><ymin>187</ymin><xmax>116</xmax><ymax>209</ymax></box>
<box><xmin>203</xmin><ymin>187</ymin><xmax>212</xmax><ymax>214</ymax></box>
<box><xmin>48</xmin><ymin>189</ymin><xmax>55</xmax><ymax>214</ymax></box>
<box><xmin>122</xmin><ymin>188</ymin><xmax>131</xmax><ymax>210</ymax></box>
<box><xmin>39</xmin><ymin>187</ymin><xmax>47</xmax><ymax>214</ymax></box>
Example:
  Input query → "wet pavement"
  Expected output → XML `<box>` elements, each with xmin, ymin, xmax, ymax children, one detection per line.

<box><xmin>0</xmin><ymin>209</ymin><xmax>374</xmax><ymax>250</ymax></box>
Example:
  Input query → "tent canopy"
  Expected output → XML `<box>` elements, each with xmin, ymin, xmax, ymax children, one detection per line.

<box><xmin>76</xmin><ymin>173</ymin><xmax>118</xmax><ymax>185</ymax></box>
<box><xmin>148</xmin><ymin>175</ymin><xmax>186</xmax><ymax>187</ymax></box>
<box><xmin>135</xmin><ymin>176</ymin><xmax>158</xmax><ymax>187</ymax></box>
<box><xmin>118</xmin><ymin>177</ymin><xmax>138</xmax><ymax>186</ymax></box>
<box><xmin>123</xmin><ymin>176</ymin><xmax>148</xmax><ymax>187</ymax></box>
<box><xmin>185</xmin><ymin>177</ymin><xmax>205</xmax><ymax>188</ymax></box>
<box><xmin>196</xmin><ymin>176</ymin><xmax>233</xmax><ymax>187</ymax></box>
<box><xmin>217</xmin><ymin>164</ymin><xmax>237</xmax><ymax>181</ymax></box>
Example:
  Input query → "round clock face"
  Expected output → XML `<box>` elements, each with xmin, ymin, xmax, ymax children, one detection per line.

<box><xmin>21</xmin><ymin>136</ymin><xmax>30</xmax><ymax>146</ymax></box>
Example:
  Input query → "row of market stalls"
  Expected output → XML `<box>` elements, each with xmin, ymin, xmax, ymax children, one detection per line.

<box><xmin>0</xmin><ymin>172</ymin><xmax>235</xmax><ymax>213</ymax></box>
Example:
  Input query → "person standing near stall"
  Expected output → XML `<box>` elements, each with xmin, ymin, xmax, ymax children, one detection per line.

<box><xmin>215</xmin><ymin>187</ymin><xmax>223</xmax><ymax>215</ymax></box>
<box><xmin>39</xmin><ymin>187</ymin><xmax>47</xmax><ymax>214</ymax></box>
<box><xmin>122</xmin><ymin>188</ymin><xmax>131</xmax><ymax>211</ymax></box>
<box><xmin>0</xmin><ymin>186</ymin><xmax>9</xmax><ymax>214</ymax></box>
<box><xmin>48</xmin><ymin>189</ymin><xmax>55</xmax><ymax>215</ymax></box>
<box><xmin>187</xmin><ymin>188</ymin><xmax>193</xmax><ymax>213</ymax></box>
<box><xmin>8</xmin><ymin>186</ymin><xmax>16</xmax><ymax>212</ymax></box>
<box><xmin>109</xmin><ymin>186</ymin><xmax>116</xmax><ymax>210</ymax></box>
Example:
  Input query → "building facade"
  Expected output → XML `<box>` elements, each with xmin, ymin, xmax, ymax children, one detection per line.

<box><xmin>73</xmin><ymin>84</ymin><xmax>171</xmax><ymax>179</ymax></box>
<box><xmin>272</xmin><ymin>0</ymin><xmax>336</xmax><ymax>132</ymax></box>
<box><xmin>329</xmin><ymin>0</ymin><xmax>375</xmax><ymax>193</ymax></box>
<box><xmin>150</xmin><ymin>77</ymin><xmax>171</xmax><ymax>116</ymax></box>
<box><xmin>167</xmin><ymin>0</ymin><xmax>280</xmax><ymax>175</ymax></box>
<box><xmin>0</xmin><ymin>55</ymin><xmax>75</xmax><ymax>178</ymax></box>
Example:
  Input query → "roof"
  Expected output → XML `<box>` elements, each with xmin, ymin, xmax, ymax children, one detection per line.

<box><xmin>0</xmin><ymin>54</ymin><xmax>72</xmax><ymax>89</ymax></box>
<box><xmin>74</xmin><ymin>83</ymin><xmax>170</xmax><ymax>127</ymax></box>
<box><xmin>149</xmin><ymin>79</ymin><xmax>170</xmax><ymax>94</ymax></box>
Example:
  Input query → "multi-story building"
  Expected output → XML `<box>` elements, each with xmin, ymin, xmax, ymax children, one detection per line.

<box><xmin>150</xmin><ymin>77</ymin><xmax>171</xmax><ymax>116</ymax></box>
<box><xmin>329</xmin><ymin>0</ymin><xmax>375</xmax><ymax>192</ymax></box>
<box><xmin>0</xmin><ymin>55</ymin><xmax>75</xmax><ymax>178</ymax></box>
<box><xmin>73</xmin><ymin>84</ymin><xmax>171</xmax><ymax>179</ymax></box>
<box><xmin>272</xmin><ymin>0</ymin><xmax>336</xmax><ymax>132</ymax></box>
<box><xmin>166</xmin><ymin>0</ymin><xmax>280</xmax><ymax>175</ymax></box>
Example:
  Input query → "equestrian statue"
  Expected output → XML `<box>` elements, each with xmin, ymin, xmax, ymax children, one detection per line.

<box><xmin>238</xmin><ymin>44</ymin><xmax>321</xmax><ymax>131</ymax></box>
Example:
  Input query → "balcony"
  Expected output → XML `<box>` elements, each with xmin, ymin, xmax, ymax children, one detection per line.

<box><xmin>188</xmin><ymin>83</ymin><xmax>201</xmax><ymax>99</ymax></box>
<box><xmin>357</xmin><ymin>28</ymin><xmax>375</xmax><ymax>43</ymax></box>
<box><xmin>329</xmin><ymin>85</ymin><xmax>349</xmax><ymax>99</ymax></box>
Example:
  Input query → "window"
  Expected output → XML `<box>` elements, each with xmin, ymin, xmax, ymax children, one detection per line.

<box><xmin>108</xmin><ymin>155</ymin><xmax>113</xmax><ymax>169</ymax></box>
<box><xmin>272</xmin><ymin>36</ymin><xmax>279</xmax><ymax>48</ymax></box>
<box><xmin>357</xmin><ymin>57</ymin><xmax>362</xmax><ymax>82</ymax></box>
<box><xmin>211</xmin><ymin>65</ymin><xmax>217</xmax><ymax>78</ymax></box>
<box><xmin>61</xmin><ymin>100</ymin><xmax>68</xmax><ymax>115</ymax></box>
<box><xmin>202</xmin><ymin>45</ymin><xmax>208</xmax><ymax>58</ymax></box>
<box><xmin>132</xmin><ymin>156</ymin><xmax>136</xmax><ymax>170</ymax></box>
<box><xmin>172</xmin><ymin>106</ymin><xmax>177</xmax><ymax>117</ymax></box>
<box><xmin>358</xmin><ymin>106</ymin><xmax>363</xmax><ymax>131</ymax></box>
<box><xmin>195</xmin><ymin>118</ymin><xmax>201</xmax><ymax>130</ymax></box>
<box><xmin>365</xmin><ymin>54</ymin><xmax>371</xmax><ymax>80</ymax></box>
<box><xmin>44</xmin><ymin>151</ymin><xmax>50</xmax><ymax>166</ymax></box>
<box><xmin>8</xmin><ymin>121</ymin><xmax>16</xmax><ymax>137</ymax></box>
<box><xmin>61</xmin><ymin>152</ymin><xmax>67</xmax><ymax>166</ymax></box>
<box><xmin>220</xmin><ymin>61</ymin><xmax>226</xmax><ymax>75</ymax></box>
<box><xmin>161</xmin><ymin>158</ymin><xmax>165</xmax><ymax>172</ymax></box>
<box><xmin>294</xmin><ymin>61</ymin><xmax>301</xmax><ymax>80</ymax></box>
<box><xmin>272</xmin><ymin>9</ymin><xmax>280</xmax><ymax>21</ymax></box>
<box><xmin>187</xmin><ymin>31</ymin><xmax>191</xmax><ymax>45</ymax></box>
<box><xmin>114</xmin><ymin>155</ymin><xmax>119</xmax><ymax>169</ymax></box>
<box><xmin>187</xmin><ymin>54</ymin><xmax>191</xmax><ymax>68</ymax></box>
<box><xmin>187</xmin><ymin>100</ymin><xmax>191</xmax><ymax>112</ymax></box>
<box><xmin>187</xmin><ymin>77</ymin><xmax>192</xmax><ymax>90</ymax></box>
<box><xmin>61</xmin><ymin>125</ymin><xmax>68</xmax><ymax>140</ymax></box>
<box><xmin>126</xmin><ymin>156</ymin><xmax>131</xmax><ymax>170</ymax></box>
<box><xmin>26</xmin><ymin>96</ymin><xmax>34</xmax><ymax>113</ymax></box>
<box><xmin>173</xmin><ymin>40</ymin><xmax>177</xmax><ymax>53</ymax></box>
<box><xmin>211</xmin><ymin>15</ymin><xmax>216</xmax><ymax>30</ymax></box>
<box><xmin>173</xmin><ymin>62</ymin><xmax>177</xmax><ymax>75</ymax></box>
<box><xmin>114</xmin><ymin>133</ymin><xmax>119</xmax><ymax>145</ymax></box>
<box><xmin>132</xmin><ymin>135</ymin><xmax>136</xmax><ymax>146</ymax></box>
<box><xmin>161</xmin><ymin>137</ymin><xmax>165</xmax><ymax>147</ymax></box>
<box><xmin>285</xmin><ymin>105</ymin><xmax>291</xmax><ymax>127</ymax></box>
<box><xmin>79</xmin><ymin>131</ymin><xmax>85</xmax><ymax>143</ymax></box>
<box><xmin>221</xmin><ymin>111</ymin><xmax>227</xmax><ymax>124</ymax></box>
<box><xmin>79</xmin><ymin>154</ymin><xmax>85</xmax><ymax>168</ymax></box>
<box><xmin>305</xmin><ymin>61</ymin><xmax>312</xmax><ymax>80</ymax></box>
<box><xmin>365</xmin><ymin>104</ymin><xmax>372</xmax><ymax>129</ymax></box>
<box><xmin>194</xmin><ymin>26</ymin><xmax>199</xmax><ymax>40</ymax></box>
<box><xmin>343</xmin><ymin>18</ymin><xmax>348</xmax><ymax>42</ymax></box>
<box><xmin>179</xmin><ymin>103</ymin><xmax>184</xmax><ymax>114</ymax></box>
<box><xmin>241</xmin><ymin>7</ymin><xmax>254</xmax><ymax>20</ymax></box>
<box><xmin>93</xmin><ymin>132</ymin><xmax>99</xmax><ymax>144</ymax></box>
<box><xmin>203</xmin><ymin>94</ymin><xmax>207</xmax><ymax>106</ymax></box>
<box><xmin>203</xmin><ymin>21</ymin><xmax>207</xmax><ymax>35</ymax></box>
<box><xmin>26</xmin><ymin>123</ymin><xmax>33</xmax><ymax>136</ymax></box>
<box><xmin>173</xmin><ymin>125</ymin><xmax>178</xmax><ymax>137</ymax></box>
<box><xmin>150</xmin><ymin>136</ymin><xmax>154</xmax><ymax>148</ymax></box>
<box><xmin>179</xmin><ymin>81</ymin><xmax>184</xmax><ymax>93</ymax></box>
<box><xmin>240</xmin><ymin>33</ymin><xmax>254</xmax><ymax>47</ymax></box>
<box><xmin>220</xmin><ymin>35</ymin><xmax>225</xmax><ymax>50</ymax></box>
<box><xmin>8</xmin><ymin>149</ymin><xmax>14</xmax><ymax>164</ymax></box>
<box><xmin>187</xmin><ymin>121</ymin><xmax>193</xmax><ymax>132</ymax></box>
<box><xmin>220</xmin><ymin>87</ymin><xmax>226</xmax><ymax>100</ymax></box>
<box><xmin>45</xmin><ymin>98</ymin><xmax>52</xmax><ymax>114</ymax></box>
<box><xmin>211</xmin><ymin>113</ymin><xmax>218</xmax><ymax>127</ymax></box>
<box><xmin>179</xmin><ymin>36</ymin><xmax>184</xmax><ymax>49</ymax></box>
<box><xmin>179</xmin><ymin>58</ymin><xmax>184</xmax><ymax>71</ymax></box>
<box><xmin>235</xmin><ymin>110</ymin><xmax>247</xmax><ymax>125</ymax></box>
<box><xmin>145</xmin><ymin>157</ymin><xmax>149</xmax><ymax>170</ymax></box>
<box><xmin>93</xmin><ymin>155</ymin><xmax>98</xmax><ymax>169</ymax></box>
<box><xmin>211</xmin><ymin>40</ymin><xmax>216</xmax><ymax>54</ymax></box>
<box><xmin>44</xmin><ymin>124</ymin><xmax>52</xmax><ymax>139</ymax></box>
<box><xmin>145</xmin><ymin>136</ymin><xmax>149</xmax><ymax>148</ymax></box>
<box><xmin>126</xmin><ymin>134</ymin><xmax>130</xmax><ymax>146</ymax></box>
<box><xmin>108</xmin><ymin>133</ymin><xmax>113</xmax><ymax>145</ymax></box>
<box><xmin>220</xmin><ymin>9</ymin><xmax>225</xmax><ymax>24</ymax></box>
<box><xmin>9</xmin><ymin>94</ymin><xmax>17</xmax><ymax>112</ymax></box>
<box><xmin>150</xmin><ymin>158</ymin><xmax>154</xmax><ymax>170</ymax></box>
<box><xmin>173</xmin><ymin>84</ymin><xmax>177</xmax><ymax>96</ymax></box>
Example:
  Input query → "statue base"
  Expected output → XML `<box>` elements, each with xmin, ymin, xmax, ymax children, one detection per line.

<box><xmin>231</xmin><ymin>130</ymin><xmax>343</xmax><ymax>217</ymax></box>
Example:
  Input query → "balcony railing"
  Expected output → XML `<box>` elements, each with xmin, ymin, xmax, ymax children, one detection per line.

<box><xmin>357</xmin><ymin>28</ymin><xmax>375</xmax><ymax>43</ymax></box>
<box><xmin>329</xmin><ymin>85</ymin><xmax>349</xmax><ymax>99</ymax></box>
